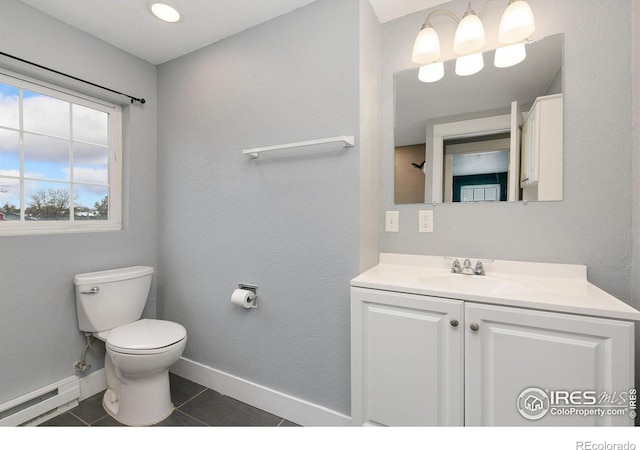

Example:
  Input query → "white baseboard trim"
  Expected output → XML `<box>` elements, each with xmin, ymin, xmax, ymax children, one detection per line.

<box><xmin>78</xmin><ymin>369</ymin><xmax>106</xmax><ymax>401</ymax></box>
<box><xmin>170</xmin><ymin>357</ymin><xmax>351</xmax><ymax>427</ymax></box>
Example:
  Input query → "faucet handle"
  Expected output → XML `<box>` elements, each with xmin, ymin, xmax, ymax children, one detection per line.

<box><xmin>474</xmin><ymin>259</ymin><xmax>494</xmax><ymax>276</ymax></box>
<box><xmin>444</xmin><ymin>257</ymin><xmax>462</xmax><ymax>273</ymax></box>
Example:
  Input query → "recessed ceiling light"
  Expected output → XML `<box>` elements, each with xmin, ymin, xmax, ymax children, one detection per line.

<box><xmin>149</xmin><ymin>2</ymin><xmax>181</xmax><ymax>23</ymax></box>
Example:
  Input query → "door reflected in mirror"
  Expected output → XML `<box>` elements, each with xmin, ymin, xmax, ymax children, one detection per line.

<box><xmin>444</xmin><ymin>134</ymin><xmax>509</xmax><ymax>203</ymax></box>
<box><xmin>394</xmin><ymin>33</ymin><xmax>563</xmax><ymax>204</ymax></box>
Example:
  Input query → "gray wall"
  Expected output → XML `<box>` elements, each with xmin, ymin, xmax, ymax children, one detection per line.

<box><xmin>0</xmin><ymin>0</ymin><xmax>157</xmax><ymax>404</ymax></box>
<box><xmin>157</xmin><ymin>0</ymin><xmax>376</xmax><ymax>415</ymax></box>
<box><xmin>381</xmin><ymin>0</ymin><xmax>636</xmax><ymax>305</ymax></box>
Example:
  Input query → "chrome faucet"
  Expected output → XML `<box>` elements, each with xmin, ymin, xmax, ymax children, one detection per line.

<box><xmin>449</xmin><ymin>258</ymin><xmax>474</xmax><ymax>274</ymax></box>
<box><xmin>461</xmin><ymin>259</ymin><xmax>475</xmax><ymax>275</ymax></box>
<box><xmin>446</xmin><ymin>257</ymin><xmax>493</xmax><ymax>276</ymax></box>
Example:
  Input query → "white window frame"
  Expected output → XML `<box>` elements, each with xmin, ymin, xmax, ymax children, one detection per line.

<box><xmin>0</xmin><ymin>70</ymin><xmax>122</xmax><ymax>236</ymax></box>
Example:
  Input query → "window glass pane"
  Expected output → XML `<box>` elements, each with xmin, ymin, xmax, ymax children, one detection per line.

<box><xmin>23</xmin><ymin>90</ymin><xmax>70</xmax><ymax>138</ymax></box>
<box><xmin>0</xmin><ymin>83</ymin><xmax>19</xmax><ymax>129</ymax></box>
<box><xmin>74</xmin><ymin>184</ymin><xmax>108</xmax><ymax>221</ymax></box>
<box><xmin>73</xmin><ymin>142</ymin><xmax>108</xmax><ymax>184</ymax></box>
<box><xmin>0</xmin><ymin>128</ymin><xmax>20</xmax><ymax>172</ymax></box>
<box><xmin>24</xmin><ymin>180</ymin><xmax>71</xmax><ymax>221</ymax></box>
<box><xmin>73</xmin><ymin>104</ymin><xmax>108</xmax><ymax>145</ymax></box>
<box><xmin>0</xmin><ymin>74</ymin><xmax>120</xmax><ymax>234</ymax></box>
<box><xmin>0</xmin><ymin>177</ymin><xmax>20</xmax><ymax>220</ymax></box>
<box><xmin>24</xmin><ymin>133</ymin><xmax>70</xmax><ymax>181</ymax></box>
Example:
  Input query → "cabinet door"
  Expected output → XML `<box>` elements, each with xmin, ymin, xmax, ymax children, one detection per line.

<box><xmin>520</xmin><ymin>102</ymin><xmax>539</xmax><ymax>188</ymax></box>
<box><xmin>536</xmin><ymin>95</ymin><xmax>563</xmax><ymax>201</ymax></box>
<box><xmin>351</xmin><ymin>288</ymin><xmax>464</xmax><ymax>426</ymax></box>
<box><xmin>465</xmin><ymin>303</ymin><xmax>634</xmax><ymax>426</ymax></box>
<box><xmin>508</xmin><ymin>100</ymin><xmax>524</xmax><ymax>201</ymax></box>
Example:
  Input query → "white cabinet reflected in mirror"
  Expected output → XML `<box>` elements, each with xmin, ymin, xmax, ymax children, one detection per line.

<box><xmin>394</xmin><ymin>33</ymin><xmax>563</xmax><ymax>204</ymax></box>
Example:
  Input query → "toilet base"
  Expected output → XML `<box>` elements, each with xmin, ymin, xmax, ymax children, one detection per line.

<box><xmin>102</xmin><ymin>372</ymin><xmax>175</xmax><ymax>426</ymax></box>
<box><xmin>101</xmin><ymin>341</ymin><xmax>186</xmax><ymax>426</ymax></box>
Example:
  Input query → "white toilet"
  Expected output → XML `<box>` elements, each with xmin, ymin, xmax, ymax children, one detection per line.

<box><xmin>74</xmin><ymin>266</ymin><xmax>187</xmax><ymax>426</ymax></box>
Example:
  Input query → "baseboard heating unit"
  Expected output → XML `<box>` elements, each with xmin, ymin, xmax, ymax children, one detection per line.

<box><xmin>0</xmin><ymin>376</ymin><xmax>80</xmax><ymax>426</ymax></box>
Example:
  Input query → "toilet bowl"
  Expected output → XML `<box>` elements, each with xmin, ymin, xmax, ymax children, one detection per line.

<box><xmin>98</xmin><ymin>319</ymin><xmax>187</xmax><ymax>426</ymax></box>
<box><xmin>74</xmin><ymin>266</ymin><xmax>187</xmax><ymax>426</ymax></box>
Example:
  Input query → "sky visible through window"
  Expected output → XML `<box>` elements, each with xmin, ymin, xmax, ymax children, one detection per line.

<box><xmin>0</xmin><ymin>81</ymin><xmax>110</xmax><ymax>219</ymax></box>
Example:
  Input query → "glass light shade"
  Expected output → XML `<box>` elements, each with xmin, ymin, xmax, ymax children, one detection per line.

<box><xmin>455</xmin><ymin>52</ymin><xmax>484</xmax><ymax>76</ymax></box>
<box><xmin>418</xmin><ymin>62</ymin><xmax>445</xmax><ymax>83</ymax></box>
<box><xmin>498</xmin><ymin>0</ymin><xmax>535</xmax><ymax>44</ymax></box>
<box><xmin>150</xmin><ymin>2</ymin><xmax>181</xmax><ymax>23</ymax></box>
<box><xmin>494</xmin><ymin>43</ymin><xmax>527</xmax><ymax>68</ymax></box>
<box><xmin>412</xmin><ymin>26</ymin><xmax>441</xmax><ymax>65</ymax></box>
<box><xmin>453</xmin><ymin>13</ymin><xmax>486</xmax><ymax>55</ymax></box>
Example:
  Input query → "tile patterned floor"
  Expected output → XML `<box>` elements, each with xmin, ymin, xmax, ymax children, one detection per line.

<box><xmin>39</xmin><ymin>373</ymin><xmax>299</xmax><ymax>427</ymax></box>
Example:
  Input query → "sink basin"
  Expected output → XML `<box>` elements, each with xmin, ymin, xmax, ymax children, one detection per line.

<box><xmin>417</xmin><ymin>271</ymin><xmax>542</xmax><ymax>296</ymax></box>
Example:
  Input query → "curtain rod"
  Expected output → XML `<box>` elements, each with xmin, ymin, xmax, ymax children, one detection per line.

<box><xmin>0</xmin><ymin>51</ymin><xmax>146</xmax><ymax>104</ymax></box>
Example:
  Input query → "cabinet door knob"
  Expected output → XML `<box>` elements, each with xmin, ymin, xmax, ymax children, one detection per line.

<box><xmin>469</xmin><ymin>322</ymin><xmax>480</xmax><ymax>331</ymax></box>
<box><xmin>450</xmin><ymin>319</ymin><xmax>459</xmax><ymax>327</ymax></box>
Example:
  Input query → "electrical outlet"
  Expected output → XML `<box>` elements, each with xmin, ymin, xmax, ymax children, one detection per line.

<box><xmin>419</xmin><ymin>210</ymin><xmax>433</xmax><ymax>233</ymax></box>
<box><xmin>385</xmin><ymin>211</ymin><xmax>399</xmax><ymax>232</ymax></box>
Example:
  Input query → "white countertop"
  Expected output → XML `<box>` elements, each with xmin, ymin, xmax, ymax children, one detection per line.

<box><xmin>351</xmin><ymin>253</ymin><xmax>640</xmax><ymax>321</ymax></box>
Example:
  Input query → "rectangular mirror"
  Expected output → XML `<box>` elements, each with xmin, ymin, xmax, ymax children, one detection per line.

<box><xmin>394</xmin><ymin>33</ymin><xmax>563</xmax><ymax>204</ymax></box>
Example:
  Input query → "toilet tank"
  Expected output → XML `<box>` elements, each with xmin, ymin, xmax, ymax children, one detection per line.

<box><xmin>74</xmin><ymin>266</ymin><xmax>154</xmax><ymax>332</ymax></box>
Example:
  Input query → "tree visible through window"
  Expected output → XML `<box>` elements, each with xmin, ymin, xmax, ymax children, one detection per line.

<box><xmin>0</xmin><ymin>71</ymin><xmax>122</xmax><ymax>234</ymax></box>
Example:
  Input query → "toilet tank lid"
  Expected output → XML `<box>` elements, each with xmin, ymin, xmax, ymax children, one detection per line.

<box><xmin>74</xmin><ymin>266</ymin><xmax>153</xmax><ymax>285</ymax></box>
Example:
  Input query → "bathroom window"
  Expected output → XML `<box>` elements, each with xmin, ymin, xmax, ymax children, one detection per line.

<box><xmin>0</xmin><ymin>71</ymin><xmax>122</xmax><ymax>235</ymax></box>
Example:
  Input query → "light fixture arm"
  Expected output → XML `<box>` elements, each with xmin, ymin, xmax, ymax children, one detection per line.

<box><xmin>477</xmin><ymin>0</ymin><xmax>494</xmax><ymax>18</ymax></box>
<box><xmin>422</xmin><ymin>0</ymin><xmax>494</xmax><ymax>26</ymax></box>
<box><xmin>423</xmin><ymin>9</ymin><xmax>461</xmax><ymax>27</ymax></box>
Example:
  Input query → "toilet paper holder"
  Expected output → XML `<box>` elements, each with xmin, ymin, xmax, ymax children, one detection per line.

<box><xmin>238</xmin><ymin>283</ymin><xmax>258</xmax><ymax>309</ymax></box>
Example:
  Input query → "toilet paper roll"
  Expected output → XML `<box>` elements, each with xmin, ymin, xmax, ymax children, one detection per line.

<box><xmin>231</xmin><ymin>288</ymin><xmax>256</xmax><ymax>309</ymax></box>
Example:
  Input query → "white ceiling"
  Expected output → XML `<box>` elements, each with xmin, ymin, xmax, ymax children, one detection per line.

<box><xmin>18</xmin><ymin>0</ymin><xmax>449</xmax><ymax>65</ymax></box>
<box><xmin>369</xmin><ymin>0</ymin><xmax>450</xmax><ymax>23</ymax></box>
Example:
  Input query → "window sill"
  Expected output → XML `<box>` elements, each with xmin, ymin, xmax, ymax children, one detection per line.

<box><xmin>0</xmin><ymin>223</ymin><xmax>122</xmax><ymax>237</ymax></box>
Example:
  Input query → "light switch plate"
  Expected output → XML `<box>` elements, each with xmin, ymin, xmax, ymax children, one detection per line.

<box><xmin>419</xmin><ymin>210</ymin><xmax>433</xmax><ymax>233</ymax></box>
<box><xmin>385</xmin><ymin>211</ymin><xmax>399</xmax><ymax>232</ymax></box>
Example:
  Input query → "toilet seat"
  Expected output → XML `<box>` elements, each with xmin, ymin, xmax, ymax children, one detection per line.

<box><xmin>105</xmin><ymin>319</ymin><xmax>187</xmax><ymax>355</ymax></box>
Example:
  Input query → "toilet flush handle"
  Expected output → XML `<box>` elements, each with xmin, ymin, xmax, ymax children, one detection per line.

<box><xmin>81</xmin><ymin>286</ymin><xmax>100</xmax><ymax>294</ymax></box>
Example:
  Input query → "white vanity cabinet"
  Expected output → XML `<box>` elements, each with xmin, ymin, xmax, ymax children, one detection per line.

<box><xmin>351</xmin><ymin>288</ymin><xmax>634</xmax><ymax>427</ymax></box>
<box><xmin>350</xmin><ymin>254</ymin><xmax>640</xmax><ymax>427</ymax></box>
<box><xmin>520</xmin><ymin>93</ymin><xmax>563</xmax><ymax>201</ymax></box>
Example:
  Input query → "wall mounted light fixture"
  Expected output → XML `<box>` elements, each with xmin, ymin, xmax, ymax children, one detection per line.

<box><xmin>412</xmin><ymin>0</ymin><xmax>535</xmax><ymax>82</ymax></box>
